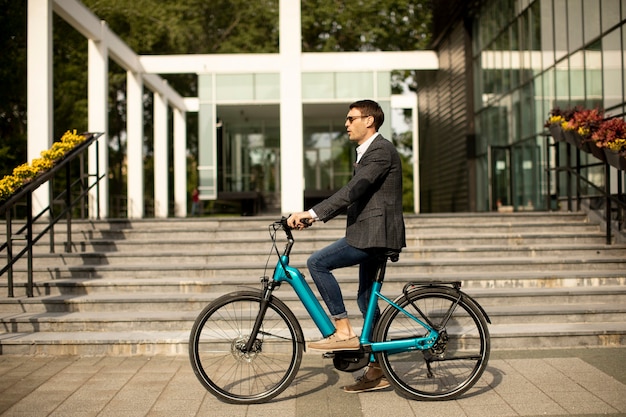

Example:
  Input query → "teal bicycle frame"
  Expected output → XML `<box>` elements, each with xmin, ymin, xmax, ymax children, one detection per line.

<box><xmin>271</xmin><ymin>243</ymin><xmax>440</xmax><ymax>354</ymax></box>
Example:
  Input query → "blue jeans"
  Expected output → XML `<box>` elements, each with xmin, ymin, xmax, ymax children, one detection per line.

<box><xmin>307</xmin><ymin>238</ymin><xmax>382</xmax><ymax>321</ymax></box>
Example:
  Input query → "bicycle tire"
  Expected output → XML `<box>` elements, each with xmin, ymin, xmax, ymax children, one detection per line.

<box><xmin>189</xmin><ymin>290</ymin><xmax>304</xmax><ymax>404</ymax></box>
<box><xmin>374</xmin><ymin>286</ymin><xmax>490</xmax><ymax>400</ymax></box>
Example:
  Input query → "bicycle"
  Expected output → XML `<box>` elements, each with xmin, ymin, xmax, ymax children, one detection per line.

<box><xmin>189</xmin><ymin>217</ymin><xmax>491</xmax><ymax>404</ymax></box>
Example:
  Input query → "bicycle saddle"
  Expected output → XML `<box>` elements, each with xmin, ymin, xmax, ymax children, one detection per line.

<box><xmin>385</xmin><ymin>250</ymin><xmax>400</xmax><ymax>262</ymax></box>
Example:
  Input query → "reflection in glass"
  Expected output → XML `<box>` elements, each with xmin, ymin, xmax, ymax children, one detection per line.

<box><xmin>304</xmin><ymin>130</ymin><xmax>352</xmax><ymax>192</ymax></box>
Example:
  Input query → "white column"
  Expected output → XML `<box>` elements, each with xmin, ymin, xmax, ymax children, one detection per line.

<box><xmin>87</xmin><ymin>21</ymin><xmax>109</xmax><ymax>218</ymax></box>
<box><xmin>391</xmin><ymin>94</ymin><xmax>420</xmax><ymax>214</ymax></box>
<box><xmin>279</xmin><ymin>0</ymin><xmax>304</xmax><ymax>213</ymax></box>
<box><xmin>27</xmin><ymin>0</ymin><xmax>53</xmax><ymax>214</ymax></box>
<box><xmin>412</xmin><ymin>97</ymin><xmax>420</xmax><ymax>214</ymax></box>
<box><xmin>173</xmin><ymin>108</ymin><xmax>187</xmax><ymax>217</ymax></box>
<box><xmin>127</xmin><ymin>70</ymin><xmax>144</xmax><ymax>218</ymax></box>
<box><xmin>153</xmin><ymin>91</ymin><xmax>168</xmax><ymax>218</ymax></box>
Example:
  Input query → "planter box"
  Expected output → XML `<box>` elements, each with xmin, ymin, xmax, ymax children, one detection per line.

<box><xmin>604</xmin><ymin>149</ymin><xmax>626</xmax><ymax>170</ymax></box>
<box><xmin>548</xmin><ymin>124</ymin><xmax>565</xmax><ymax>142</ymax></box>
<box><xmin>588</xmin><ymin>142</ymin><xmax>607</xmax><ymax>162</ymax></box>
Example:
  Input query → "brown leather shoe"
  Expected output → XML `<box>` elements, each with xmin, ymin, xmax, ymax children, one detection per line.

<box><xmin>343</xmin><ymin>374</ymin><xmax>390</xmax><ymax>393</ymax></box>
<box><xmin>308</xmin><ymin>333</ymin><xmax>360</xmax><ymax>351</ymax></box>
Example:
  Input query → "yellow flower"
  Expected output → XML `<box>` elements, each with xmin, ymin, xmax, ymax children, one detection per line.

<box><xmin>548</xmin><ymin>115</ymin><xmax>564</xmax><ymax>124</ymax></box>
<box><xmin>32</xmin><ymin>157</ymin><xmax>54</xmax><ymax>171</ymax></box>
<box><xmin>1</xmin><ymin>130</ymin><xmax>85</xmax><ymax>202</ymax></box>
<box><xmin>606</xmin><ymin>138</ymin><xmax>626</xmax><ymax>152</ymax></box>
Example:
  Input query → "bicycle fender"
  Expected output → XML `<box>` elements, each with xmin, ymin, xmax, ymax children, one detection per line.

<box><xmin>402</xmin><ymin>283</ymin><xmax>492</xmax><ymax>325</ymax></box>
<box><xmin>460</xmin><ymin>292</ymin><xmax>492</xmax><ymax>324</ymax></box>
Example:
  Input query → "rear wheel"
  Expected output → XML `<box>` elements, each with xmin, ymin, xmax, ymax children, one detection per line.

<box><xmin>374</xmin><ymin>287</ymin><xmax>490</xmax><ymax>400</ymax></box>
<box><xmin>189</xmin><ymin>290</ymin><xmax>304</xmax><ymax>404</ymax></box>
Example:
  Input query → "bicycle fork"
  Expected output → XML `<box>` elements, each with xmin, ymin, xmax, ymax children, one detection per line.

<box><xmin>243</xmin><ymin>283</ymin><xmax>275</xmax><ymax>353</ymax></box>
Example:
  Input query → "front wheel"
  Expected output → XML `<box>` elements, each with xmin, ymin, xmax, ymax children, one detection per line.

<box><xmin>189</xmin><ymin>290</ymin><xmax>304</xmax><ymax>404</ymax></box>
<box><xmin>374</xmin><ymin>286</ymin><xmax>490</xmax><ymax>400</ymax></box>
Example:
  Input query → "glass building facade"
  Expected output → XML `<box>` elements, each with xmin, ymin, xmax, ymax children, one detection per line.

<box><xmin>473</xmin><ymin>0</ymin><xmax>626</xmax><ymax>212</ymax></box>
<box><xmin>198</xmin><ymin>71</ymin><xmax>395</xmax><ymax>213</ymax></box>
<box><xmin>193</xmin><ymin>0</ymin><xmax>625</xmax><ymax>216</ymax></box>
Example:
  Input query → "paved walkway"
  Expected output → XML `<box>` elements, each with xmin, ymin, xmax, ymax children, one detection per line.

<box><xmin>0</xmin><ymin>348</ymin><xmax>625</xmax><ymax>417</ymax></box>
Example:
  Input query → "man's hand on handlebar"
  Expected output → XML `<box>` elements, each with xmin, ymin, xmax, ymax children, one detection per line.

<box><xmin>287</xmin><ymin>212</ymin><xmax>315</xmax><ymax>230</ymax></box>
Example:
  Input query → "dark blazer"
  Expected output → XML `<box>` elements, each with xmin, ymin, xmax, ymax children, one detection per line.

<box><xmin>312</xmin><ymin>134</ymin><xmax>406</xmax><ymax>251</ymax></box>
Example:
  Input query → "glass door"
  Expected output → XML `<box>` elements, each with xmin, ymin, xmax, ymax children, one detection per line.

<box><xmin>489</xmin><ymin>143</ymin><xmax>541</xmax><ymax>212</ymax></box>
<box><xmin>489</xmin><ymin>146</ymin><xmax>512</xmax><ymax>211</ymax></box>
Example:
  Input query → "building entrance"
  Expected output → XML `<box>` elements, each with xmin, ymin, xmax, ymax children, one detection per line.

<box><xmin>489</xmin><ymin>143</ymin><xmax>541</xmax><ymax>212</ymax></box>
<box><xmin>217</xmin><ymin>105</ymin><xmax>281</xmax><ymax>214</ymax></box>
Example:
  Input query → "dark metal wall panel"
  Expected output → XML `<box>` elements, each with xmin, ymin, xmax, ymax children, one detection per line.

<box><xmin>417</xmin><ymin>21</ymin><xmax>472</xmax><ymax>213</ymax></box>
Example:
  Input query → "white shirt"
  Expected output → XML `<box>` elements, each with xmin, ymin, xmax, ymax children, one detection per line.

<box><xmin>355</xmin><ymin>133</ymin><xmax>379</xmax><ymax>163</ymax></box>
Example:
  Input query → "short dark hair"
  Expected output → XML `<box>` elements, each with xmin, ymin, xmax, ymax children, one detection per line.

<box><xmin>349</xmin><ymin>100</ymin><xmax>384</xmax><ymax>130</ymax></box>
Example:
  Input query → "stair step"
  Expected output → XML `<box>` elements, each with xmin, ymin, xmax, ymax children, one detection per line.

<box><xmin>2</xmin><ymin>284</ymin><xmax>625</xmax><ymax>314</ymax></box>
<box><xmin>0</xmin><ymin>322</ymin><xmax>624</xmax><ymax>355</ymax></box>
<box><xmin>12</xmin><ymin>243</ymin><xmax>626</xmax><ymax>266</ymax></box>
<box><xmin>1</xmin><ymin>212</ymin><xmax>625</xmax><ymax>354</ymax></box>
<box><xmin>2</xmin><ymin>270</ymin><xmax>626</xmax><ymax>299</ymax></box>
<box><xmin>2</xmin><ymin>301</ymin><xmax>625</xmax><ymax>333</ymax></box>
<box><xmin>5</xmin><ymin>256</ymin><xmax>625</xmax><ymax>281</ymax></box>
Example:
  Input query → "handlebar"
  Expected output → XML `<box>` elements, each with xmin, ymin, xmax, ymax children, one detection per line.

<box><xmin>274</xmin><ymin>216</ymin><xmax>312</xmax><ymax>257</ymax></box>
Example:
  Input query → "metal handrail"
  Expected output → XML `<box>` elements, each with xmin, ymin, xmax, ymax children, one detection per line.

<box><xmin>0</xmin><ymin>132</ymin><xmax>104</xmax><ymax>297</ymax></box>
<box><xmin>545</xmin><ymin>136</ymin><xmax>625</xmax><ymax>244</ymax></box>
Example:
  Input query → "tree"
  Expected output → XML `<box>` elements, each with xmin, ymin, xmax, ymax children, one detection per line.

<box><xmin>1</xmin><ymin>0</ymin><xmax>432</xmax><ymax>212</ymax></box>
<box><xmin>0</xmin><ymin>0</ymin><xmax>28</xmax><ymax>178</ymax></box>
<box><xmin>301</xmin><ymin>0</ymin><xmax>431</xmax><ymax>52</ymax></box>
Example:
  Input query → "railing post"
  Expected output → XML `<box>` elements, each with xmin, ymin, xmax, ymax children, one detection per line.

<box><xmin>555</xmin><ymin>143</ymin><xmax>561</xmax><ymax>210</ymax></box>
<box><xmin>96</xmin><ymin>138</ymin><xmax>101</xmax><ymax>219</ymax></box>
<box><xmin>566</xmin><ymin>143</ymin><xmax>572</xmax><ymax>211</ymax></box>
<box><xmin>80</xmin><ymin>151</ymin><xmax>86</xmax><ymax>218</ymax></box>
<box><xmin>618</xmin><ymin>172</ymin><xmax>624</xmax><ymax>233</ymax></box>
<box><xmin>65</xmin><ymin>162</ymin><xmax>72</xmax><ymax>253</ymax></box>
<box><xmin>49</xmin><ymin>179</ymin><xmax>55</xmax><ymax>253</ymax></box>
<box><xmin>26</xmin><ymin>192</ymin><xmax>33</xmax><ymax>297</ymax></box>
<box><xmin>605</xmin><ymin>162</ymin><xmax>612</xmax><ymax>245</ymax></box>
<box><xmin>545</xmin><ymin>136</ymin><xmax>551</xmax><ymax>211</ymax></box>
<box><xmin>5</xmin><ymin>209</ymin><xmax>13</xmax><ymax>297</ymax></box>
<box><xmin>575</xmin><ymin>148</ymin><xmax>581</xmax><ymax>210</ymax></box>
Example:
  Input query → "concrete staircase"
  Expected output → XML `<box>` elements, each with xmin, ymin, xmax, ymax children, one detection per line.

<box><xmin>1</xmin><ymin>212</ymin><xmax>625</xmax><ymax>355</ymax></box>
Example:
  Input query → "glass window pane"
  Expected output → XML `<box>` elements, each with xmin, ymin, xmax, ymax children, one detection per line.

<box><xmin>567</xmin><ymin>0</ymin><xmax>584</xmax><ymax>52</ymax></box>
<box><xmin>603</xmin><ymin>29</ymin><xmax>623</xmax><ymax>109</ymax></box>
<box><xmin>303</xmin><ymin>129</ymin><xmax>351</xmax><ymax>191</ymax></box>
<box><xmin>519</xmin><ymin>10</ymin><xmax>530</xmax><ymax>84</ymax></box>
<box><xmin>302</xmin><ymin>73</ymin><xmax>334</xmax><ymax>99</ymax></box>
<box><xmin>555</xmin><ymin>59</ymin><xmax>570</xmax><ymax>105</ymax></box>
<box><xmin>520</xmin><ymin>84</ymin><xmax>534</xmax><ymax>139</ymax></box>
<box><xmin>254</xmin><ymin>73</ymin><xmax>279</xmax><ymax>100</ymax></box>
<box><xmin>584</xmin><ymin>40</ymin><xmax>602</xmax><ymax>107</ymax></box>
<box><xmin>582</xmin><ymin>0</ymin><xmax>601</xmax><ymax>43</ymax></box>
<box><xmin>554</xmin><ymin>0</ymin><xmax>569</xmax><ymax>60</ymax></box>
<box><xmin>335</xmin><ymin>72</ymin><xmax>374</xmax><ymax>99</ymax></box>
<box><xmin>570</xmin><ymin>51</ymin><xmax>585</xmax><ymax>101</ymax></box>
<box><xmin>377</xmin><ymin>72</ymin><xmax>391</xmax><ymax>97</ymax></box>
<box><xmin>216</xmin><ymin>74</ymin><xmax>254</xmax><ymax>101</ymax></box>
<box><xmin>534</xmin><ymin>73</ymin><xmax>547</xmax><ymax>133</ymax></box>
<box><xmin>510</xmin><ymin>23</ymin><xmax>520</xmax><ymax>88</ymax></box>
<box><xmin>602</xmin><ymin>0</ymin><xmax>621</xmax><ymax>32</ymax></box>
<box><xmin>539</xmin><ymin>0</ymin><xmax>555</xmax><ymax>68</ymax></box>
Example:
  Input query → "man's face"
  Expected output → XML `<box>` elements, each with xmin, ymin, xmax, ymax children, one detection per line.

<box><xmin>345</xmin><ymin>109</ymin><xmax>372</xmax><ymax>145</ymax></box>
